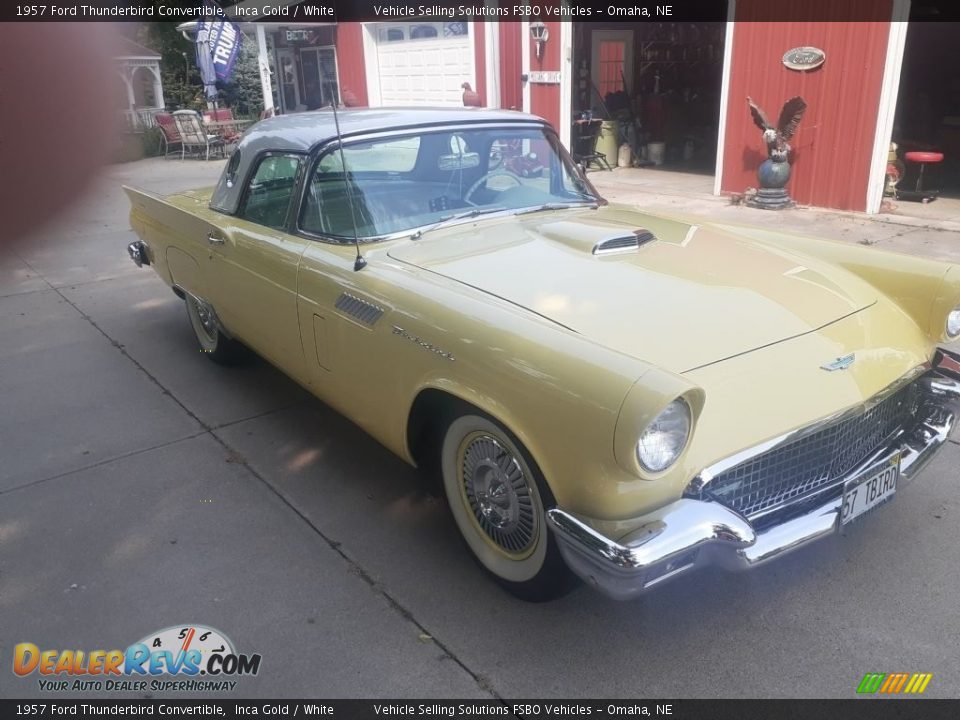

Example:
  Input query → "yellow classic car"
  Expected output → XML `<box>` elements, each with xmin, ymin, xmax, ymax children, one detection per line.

<box><xmin>126</xmin><ymin>108</ymin><xmax>960</xmax><ymax>601</ymax></box>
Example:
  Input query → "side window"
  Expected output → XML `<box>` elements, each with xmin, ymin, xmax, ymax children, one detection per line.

<box><xmin>303</xmin><ymin>136</ymin><xmax>423</xmax><ymax>238</ymax></box>
<box><xmin>238</xmin><ymin>155</ymin><xmax>302</xmax><ymax>231</ymax></box>
<box><xmin>224</xmin><ymin>149</ymin><xmax>241</xmax><ymax>188</ymax></box>
<box><xmin>210</xmin><ymin>149</ymin><xmax>242</xmax><ymax>211</ymax></box>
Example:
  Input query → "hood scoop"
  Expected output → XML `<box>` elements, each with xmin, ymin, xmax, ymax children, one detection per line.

<box><xmin>592</xmin><ymin>229</ymin><xmax>656</xmax><ymax>256</ymax></box>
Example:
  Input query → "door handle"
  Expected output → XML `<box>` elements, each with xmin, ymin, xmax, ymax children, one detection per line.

<box><xmin>207</xmin><ymin>232</ymin><xmax>225</xmax><ymax>246</ymax></box>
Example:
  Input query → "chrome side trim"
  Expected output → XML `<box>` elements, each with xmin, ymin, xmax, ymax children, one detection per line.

<box><xmin>548</xmin><ymin>376</ymin><xmax>957</xmax><ymax>600</ymax></box>
<box><xmin>391</xmin><ymin>325</ymin><xmax>455</xmax><ymax>362</ymax></box>
<box><xmin>334</xmin><ymin>292</ymin><xmax>384</xmax><ymax>327</ymax></box>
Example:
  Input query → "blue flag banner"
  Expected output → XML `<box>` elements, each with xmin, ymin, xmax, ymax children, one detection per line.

<box><xmin>196</xmin><ymin>0</ymin><xmax>241</xmax><ymax>96</ymax></box>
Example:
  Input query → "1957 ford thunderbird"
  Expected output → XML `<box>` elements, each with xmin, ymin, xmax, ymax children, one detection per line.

<box><xmin>126</xmin><ymin>108</ymin><xmax>960</xmax><ymax>601</ymax></box>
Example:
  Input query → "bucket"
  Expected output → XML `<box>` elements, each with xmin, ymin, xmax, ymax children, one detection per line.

<box><xmin>597</xmin><ymin>120</ymin><xmax>620</xmax><ymax>165</ymax></box>
<box><xmin>617</xmin><ymin>143</ymin><xmax>633</xmax><ymax>168</ymax></box>
<box><xmin>647</xmin><ymin>142</ymin><xmax>666</xmax><ymax>166</ymax></box>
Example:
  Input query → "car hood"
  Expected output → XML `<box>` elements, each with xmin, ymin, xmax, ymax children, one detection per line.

<box><xmin>387</xmin><ymin>206</ymin><xmax>879</xmax><ymax>373</ymax></box>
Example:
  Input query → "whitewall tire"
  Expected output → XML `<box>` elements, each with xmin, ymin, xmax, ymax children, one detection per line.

<box><xmin>440</xmin><ymin>413</ymin><xmax>575</xmax><ymax>601</ymax></box>
<box><xmin>184</xmin><ymin>294</ymin><xmax>244</xmax><ymax>365</ymax></box>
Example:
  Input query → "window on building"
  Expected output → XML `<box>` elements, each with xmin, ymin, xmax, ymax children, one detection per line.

<box><xmin>410</xmin><ymin>24</ymin><xmax>439</xmax><ymax>40</ymax></box>
<box><xmin>300</xmin><ymin>47</ymin><xmax>339</xmax><ymax>110</ymax></box>
<box><xmin>378</xmin><ymin>27</ymin><xmax>405</xmax><ymax>42</ymax></box>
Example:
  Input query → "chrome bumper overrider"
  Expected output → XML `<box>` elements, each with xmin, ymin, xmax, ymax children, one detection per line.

<box><xmin>127</xmin><ymin>240</ymin><xmax>150</xmax><ymax>267</ymax></box>
<box><xmin>547</xmin><ymin>356</ymin><xmax>960</xmax><ymax>601</ymax></box>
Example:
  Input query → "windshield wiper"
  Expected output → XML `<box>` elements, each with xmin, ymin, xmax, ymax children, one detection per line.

<box><xmin>410</xmin><ymin>207</ymin><xmax>507</xmax><ymax>240</ymax></box>
<box><xmin>515</xmin><ymin>201</ymin><xmax>599</xmax><ymax>215</ymax></box>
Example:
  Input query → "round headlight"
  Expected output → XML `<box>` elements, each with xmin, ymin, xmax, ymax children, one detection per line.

<box><xmin>948</xmin><ymin>307</ymin><xmax>960</xmax><ymax>339</ymax></box>
<box><xmin>636</xmin><ymin>399</ymin><xmax>691</xmax><ymax>473</ymax></box>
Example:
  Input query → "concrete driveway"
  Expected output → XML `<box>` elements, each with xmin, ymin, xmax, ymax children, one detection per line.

<box><xmin>1</xmin><ymin>157</ymin><xmax>959</xmax><ymax>699</ymax></box>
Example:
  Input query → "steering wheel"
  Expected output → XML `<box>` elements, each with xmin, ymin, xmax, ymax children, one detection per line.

<box><xmin>464</xmin><ymin>170</ymin><xmax>523</xmax><ymax>206</ymax></box>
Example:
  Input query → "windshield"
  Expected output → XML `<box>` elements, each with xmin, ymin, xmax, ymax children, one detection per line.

<box><xmin>299</xmin><ymin>125</ymin><xmax>599</xmax><ymax>240</ymax></box>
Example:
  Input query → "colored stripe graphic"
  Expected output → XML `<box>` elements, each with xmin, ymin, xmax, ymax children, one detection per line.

<box><xmin>912</xmin><ymin>674</ymin><xmax>933</xmax><ymax>694</ymax></box>
<box><xmin>857</xmin><ymin>673</ymin><xmax>885</xmax><ymax>693</ymax></box>
<box><xmin>858</xmin><ymin>672</ymin><xmax>932</xmax><ymax>694</ymax></box>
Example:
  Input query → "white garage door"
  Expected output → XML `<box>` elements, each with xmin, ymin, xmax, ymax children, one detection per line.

<box><xmin>373</xmin><ymin>22</ymin><xmax>473</xmax><ymax>107</ymax></box>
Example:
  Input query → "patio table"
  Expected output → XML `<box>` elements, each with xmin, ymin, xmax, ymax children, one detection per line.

<box><xmin>203</xmin><ymin>118</ymin><xmax>254</xmax><ymax>142</ymax></box>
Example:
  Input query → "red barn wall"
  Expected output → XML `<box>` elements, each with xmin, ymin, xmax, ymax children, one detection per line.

<box><xmin>721</xmin><ymin>0</ymin><xmax>892</xmax><ymax>211</ymax></box>
<box><xmin>528</xmin><ymin>18</ymin><xmax>562</xmax><ymax>131</ymax></box>
<box><xmin>335</xmin><ymin>23</ymin><xmax>369</xmax><ymax>107</ymax></box>
<box><xmin>474</xmin><ymin>21</ymin><xmax>487</xmax><ymax>105</ymax></box>
<box><xmin>499</xmin><ymin>21</ymin><xmax>523</xmax><ymax>110</ymax></box>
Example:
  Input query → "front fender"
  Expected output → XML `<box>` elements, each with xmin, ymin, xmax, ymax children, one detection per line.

<box><xmin>931</xmin><ymin>265</ymin><xmax>960</xmax><ymax>342</ymax></box>
<box><xmin>709</xmin><ymin>222</ymin><xmax>960</xmax><ymax>343</ymax></box>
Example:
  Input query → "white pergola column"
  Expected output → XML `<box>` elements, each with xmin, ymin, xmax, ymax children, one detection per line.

<box><xmin>121</xmin><ymin>70</ymin><xmax>135</xmax><ymax>110</ymax></box>
<box><xmin>485</xmin><ymin>18</ymin><xmax>500</xmax><ymax>108</ymax></box>
<box><xmin>152</xmin><ymin>64</ymin><xmax>165</xmax><ymax>108</ymax></box>
<box><xmin>256</xmin><ymin>24</ymin><xmax>275</xmax><ymax>113</ymax></box>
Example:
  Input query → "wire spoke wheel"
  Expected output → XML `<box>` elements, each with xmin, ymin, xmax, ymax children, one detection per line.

<box><xmin>188</xmin><ymin>295</ymin><xmax>219</xmax><ymax>346</ymax></box>
<box><xmin>460</xmin><ymin>433</ymin><xmax>538</xmax><ymax>558</ymax></box>
<box><xmin>184</xmin><ymin>293</ymin><xmax>244</xmax><ymax>365</ymax></box>
<box><xmin>440</xmin><ymin>413</ymin><xmax>577</xmax><ymax>600</ymax></box>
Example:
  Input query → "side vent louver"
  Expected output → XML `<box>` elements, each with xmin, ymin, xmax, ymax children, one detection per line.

<box><xmin>335</xmin><ymin>293</ymin><xmax>384</xmax><ymax>327</ymax></box>
<box><xmin>592</xmin><ymin>229</ymin><xmax>656</xmax><ymax>256</ymax></box>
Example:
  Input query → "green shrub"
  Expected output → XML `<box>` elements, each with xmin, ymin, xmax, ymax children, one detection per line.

<box><xmin>141</xmin><ymin>127</ymin><xmax>164</xmax><ymax>157</ymax></box>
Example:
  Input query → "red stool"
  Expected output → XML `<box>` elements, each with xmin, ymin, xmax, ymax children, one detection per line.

<box><xmin>901</xmin><ymin>150</ymin><xmax>944</xmax><ymax>203</ymax></box>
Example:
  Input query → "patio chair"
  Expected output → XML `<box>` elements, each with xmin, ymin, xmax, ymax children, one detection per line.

<box><xmin>172</xmin><ymin>110</ymin><xmax>225</xmax><ymax>161</ymax></box>
<box><xmin>205</xmin><ymin>107</ymin><xmax>243</xmax><ymax>144</ymax></box>
<box><xmin>154</xmin><ymin>112</ymin><xmax>182</xmax><ymax>159</ymax></box>
<box><xmin>571</xmin><ymin>118</ymin><xmax>612</xmax><ymax>171</ymax></box>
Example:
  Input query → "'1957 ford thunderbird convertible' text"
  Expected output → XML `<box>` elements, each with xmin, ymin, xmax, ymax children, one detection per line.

<box><xmin>126</xmin><ymin>108</ymin><xmax>960</xmax><ymax>601</ymax></box>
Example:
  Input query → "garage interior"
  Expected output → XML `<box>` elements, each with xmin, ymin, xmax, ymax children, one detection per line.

<box><xmin>571</xmin><ymin>15</ymin><xmax>728</xmax><ymax>177</ymax></box>
<box><xmin>888</xmin><ymin>4</ymin><xmax>960</xmax><ymax>218</ymax></box>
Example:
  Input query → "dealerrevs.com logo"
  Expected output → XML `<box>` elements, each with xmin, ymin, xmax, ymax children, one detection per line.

<box><xmin>13</xmin><ymin>625</ymin><xmax>261</xmax><ymax>693</ymax></box>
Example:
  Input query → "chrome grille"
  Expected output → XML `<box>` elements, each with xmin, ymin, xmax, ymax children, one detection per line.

<box><xmin>703</xmin><ymin>382</ymin><xmax>921</xmax><ymax>520</ymax></box>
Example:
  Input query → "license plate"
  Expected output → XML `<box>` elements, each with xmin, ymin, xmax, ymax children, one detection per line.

<box><xmin>841</xmin><ymin>452</ymin><xmax>901</xmax><ymax>526</ymax></box>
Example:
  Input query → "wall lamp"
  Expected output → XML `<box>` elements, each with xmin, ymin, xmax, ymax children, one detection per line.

<box><xmin>530</xmin><ymin>21</ymin><xmax>549</xmax><ymax>60</ymax></box>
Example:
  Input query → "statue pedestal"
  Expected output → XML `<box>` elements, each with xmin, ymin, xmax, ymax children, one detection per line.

<box><xmin>746</xmin><ymin>187</ymin><xmax>795</xmax><ymax>210</ymax></box>
<box><xmin>746</xmin><ymin>158</ymin><xmax>795</xmax><ymax>210</ymax></box>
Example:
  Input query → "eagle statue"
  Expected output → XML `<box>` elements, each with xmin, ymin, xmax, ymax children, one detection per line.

<box><xmin>461</xmin><ymin>82</ymin><xmax>482</xmax><ymax>108</ymax></box>
<box><xmin>747</xmin><ymin>95</ymin><xmax>807</xmax><ymax>163</ymax></box>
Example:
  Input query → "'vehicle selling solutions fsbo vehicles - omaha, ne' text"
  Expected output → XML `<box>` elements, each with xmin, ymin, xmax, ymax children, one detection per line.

<box><xmin>125</xmin><ymin>107</ymin><xmax>960</xmax><ymax>601</ymax></box>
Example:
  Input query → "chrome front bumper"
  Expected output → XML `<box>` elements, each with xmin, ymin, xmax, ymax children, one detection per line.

<box><xmin>547</xmin><ymin>357</ymin><xmax>960</xmax><ymax>601</ymax></box>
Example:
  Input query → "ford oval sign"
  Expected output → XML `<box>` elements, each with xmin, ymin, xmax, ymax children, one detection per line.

<box><xmin>782</xmin><ymin>47</ymin><xmax>826</xmax><ymax>71</ymax></box>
